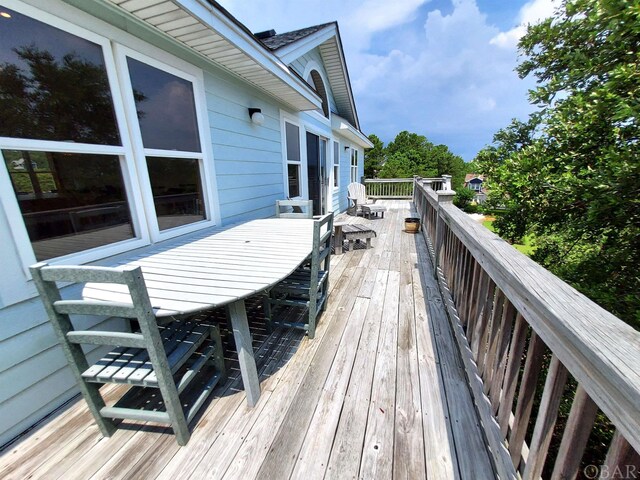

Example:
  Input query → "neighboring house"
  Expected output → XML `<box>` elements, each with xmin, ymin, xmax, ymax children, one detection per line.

<box><xmin>0</xmin><ymin>0</ymin><xmax>372</xmax><ymax>447</ymax></box>
<box><xmin>464</xmin><ymin>173</ymin><xmax>488</xmax><ymax>204</ymax></box>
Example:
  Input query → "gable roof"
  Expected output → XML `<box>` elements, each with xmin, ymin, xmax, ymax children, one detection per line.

<box><xmin>465</xmin><ymin>174</ymin><xmax>484</xmax><ymax>183</ymax></box>
<box><xmin>257</xmin><ymin>22</ymin><xmax>361</xmax><ymax>131</ymax></box>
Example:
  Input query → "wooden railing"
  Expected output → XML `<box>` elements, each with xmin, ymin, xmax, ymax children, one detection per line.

<box><xmin>364</xmin><ymin>178</ymin><xmax>414</xmax><ymax>198</ymax></box>
<box><xmin>413</xmin><ymin>178</ymin><xmax>640</xmax><ymax>479</ymax></box>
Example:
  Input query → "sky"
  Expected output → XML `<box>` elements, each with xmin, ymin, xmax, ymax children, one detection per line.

<box><xmin>217</xmin><ymin>0</ymin><xmax>559</xmax><ymax>161</ymax></box>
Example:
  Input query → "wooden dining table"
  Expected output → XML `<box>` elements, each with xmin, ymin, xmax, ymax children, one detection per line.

<box><xmin>82</xmin><ymin>218</ymin><xmax>316</xmax><ymax>406</ymax></box>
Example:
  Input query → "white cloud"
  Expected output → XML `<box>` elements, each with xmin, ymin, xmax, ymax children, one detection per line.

<box><xmin>352</xmin><ymin>0</ymin><xmax>430</xmax><ymax>32</ymax></box>
<box><xmin>490</xmin><ymin>0</ymin><xmax>559</xmax><ymax>49</ymax></box>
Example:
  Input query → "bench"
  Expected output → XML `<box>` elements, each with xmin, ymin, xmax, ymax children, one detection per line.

<box><xmin>333</xmin><ymin>223</ymin><xmax>376</xmax><ymax>254</ymax></box>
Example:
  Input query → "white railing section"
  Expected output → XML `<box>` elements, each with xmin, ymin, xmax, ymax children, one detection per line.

<box><xmin>413</xmin><ymin>177</ymin><xmax>640</xmax><ymax>479</ymax></box>
<box><xmin>364</xmin><ymin>175</ymin><xmax>451</xmax><ymax>199</ymax></box>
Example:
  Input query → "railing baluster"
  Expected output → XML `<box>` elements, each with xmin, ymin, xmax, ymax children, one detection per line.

<box><xmin>479</xmin><ymin>289</ymin><xmax>505</xmax><ymax>379</ymax></box>
<box><xmin>471</xmin><ymin>276</ymin><xmax>495</xmax><ymax>362</ymax></box>
<box><xmin>523</xmin><ymin>355</ymin><xmax>569</xmax><ymax>479</ymax></box>
<box><xmin>551</xmin><ymin>384</ymin><xmax>598</xmax><ymax>480</ymax></box>
<box><xmin>600</xmin><ymin>431</ymin><xmax>640</xmax><ymax>480</ymax></box>
<box><xmin>487</xmin><ymin>299</ymin><xmax>516</xmax><ymax>399</ymax></box>
<box><xmin>497</xmin><ymin>313</ymin><xmax>528</xmax><ymax>428</ymax></box>
<box><xmin>509</xmin><ymin>331</ymin><xmax>546</xmax><ymax>469</ymax></box>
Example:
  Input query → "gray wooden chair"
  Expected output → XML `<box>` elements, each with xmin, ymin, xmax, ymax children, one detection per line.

<box><xmin>275</xmin><ymin>199</ymin><xmax>313</xmax><ymax>218</ymax></box>
<box><xmin>266</xmin><ymin>212</ymin><xmax>333</xmax><ymax>338</ymax></box>
<box><xmin>30</xmin><ymin>263</ymin><xmax>226</xmax><ymax>446</ymax></box>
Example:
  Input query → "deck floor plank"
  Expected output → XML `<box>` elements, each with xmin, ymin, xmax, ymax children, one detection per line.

<box><xmin>0</xmin><ymin>201</ymin><xmax>497</xmax><ymax>480</ymax></box>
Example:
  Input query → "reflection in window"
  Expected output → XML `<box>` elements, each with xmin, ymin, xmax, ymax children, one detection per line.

<box><xmin>3</xmin><ymin>149</ymin><xmax>134</xmax><ymax>260</ymax></box>
<box><xmin>284</xmin><ymin>121</ymin><xmax>301</xmax><ymax>198</ymax></box>
<box><xmin>146</xmin><ymin>157</ymin><xmax>206</xmax><ymax>230</ymax></box>
<box><xmin>0</xmin><ymin>6</ymin><xmax>120</xmax><ymax>145</ymax></box>
<box><xmin>288</xmin><ymin>164</ymin><xmax>300</xmax><ymax>198</ymax></box>
<box><xmin>127</xmin><ymin>57</ymin><xmax>201</xmax><ymax>152</ymax></box>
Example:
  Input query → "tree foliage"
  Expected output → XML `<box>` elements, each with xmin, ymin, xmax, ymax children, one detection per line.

<box><xmin>364</xmin><ymin>130</ymin><xmax>468</xmax><ymax>189</ymax></box>
<box><xmin>364</xmin><ymin>134</ymin><xmax>384</xmax><ymax>178</ymax></box>
<box><xmin>476</xmin><ymin>0</ymin><xmax>640</xmax><ymax>327</ymax></box>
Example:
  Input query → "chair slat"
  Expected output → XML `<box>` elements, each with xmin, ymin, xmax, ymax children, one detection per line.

<box><xmin>54</xmin><ymin>300</ymin><xmax>136</xmax><ymax>318</ymax></box>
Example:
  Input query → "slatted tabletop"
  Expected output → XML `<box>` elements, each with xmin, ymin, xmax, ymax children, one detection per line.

<box><xmin>83</xmin><ymin>218</ymin><xmax>316</xmax><ymax>317</ymax></box>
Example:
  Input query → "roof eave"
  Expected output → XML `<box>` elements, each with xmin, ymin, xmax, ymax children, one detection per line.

<box><xmin>104</xmin><ymin>0</ymin><xmax>322</xmax><ymax>111</ymax></box>
<box><xmin>332</xmin><ymin>114</ymin><xmax>374</xmax><ymax>149</ymax></box>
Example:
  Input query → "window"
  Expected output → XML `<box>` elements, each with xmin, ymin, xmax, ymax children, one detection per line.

<box><xmin>124</xmin><ymin>56</ymin><xmax>206</xmax><ymax>231</ymax></box>
<box><xmin>284</xmin><ymin>121</ymin><xmax>301</xmax><ymax>197</ymax></box>
<box><xmin>350</xmin><ymin>148</ymin><xmax>359</xmax><ymax>183</ymax></box>
<box><xmin>306</xmin><ymin>70</ymin><xmax>329</xmax><ymax>118</ymax></box>
<box><xmin>469</xmin><ymin>181</ymin><xmax>482</xmax><ymax>191</ymax></box>
<box><xmin>0</xmin><ymin>4</ymin><xmax>214</xmax><ymax>266</ymax></box>
<box><xmin>333</xmin><ymin>141</ymin><xmax>340</xmax><ymax>189</ymax></box>
<box><xmin>0</xmin><ymin>5</ymin><xmax>134</xmax><ymax>263</ymax></box>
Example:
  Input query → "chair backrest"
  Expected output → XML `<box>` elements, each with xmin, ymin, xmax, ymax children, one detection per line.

<box><xmin>30</xmin><ymin>263</ymin><xmax>166</xmax><ymax>356</ymax></box>
<box><xmin>311</xmin><ymin>212</ymin><xmax>334</xmax><ymax>274</ymax></box>
<box><xmin>276</xmin><ymin>199</ymin><xmax>313</xmax><ymax>218</ymax></box>
<box><xmin>347</xmin><ymin>182</ymin><xmax>368</xmax><ymax>204</ymax></box>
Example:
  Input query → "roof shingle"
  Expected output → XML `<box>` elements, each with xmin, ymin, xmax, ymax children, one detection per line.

<box><xmin>258</xmin><ymin>22</ymin><xmax>336</xmax><ymax>50</ymax></box>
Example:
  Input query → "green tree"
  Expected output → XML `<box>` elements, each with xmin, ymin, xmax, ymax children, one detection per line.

<box><xmin>476</xmin><ymin>0</ymin><xmax>640</xmax><ymax>327</ymax></box>
<box><xmin>376</xmin><ymin>131</ymin><xmax>466</xmax><ymax>187</ymax></box>
<box><xmin>364</xmin><ymin>134</ymin><xmax>384</xmax><ymax>178</ymax></box>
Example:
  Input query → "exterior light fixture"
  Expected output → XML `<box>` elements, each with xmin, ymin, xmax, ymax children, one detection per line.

<box><xmin>344</xmin><ymin>145</ymin><xmax>350</xmax><ymax>151</ymax></box>
<box><xmin>248</xmin><ymin>108</ymin><xmax>264</xmax><ymax>125</ymax></box>
<box><xmin>0</xmin><ymin>11</ymin><xmax>11</xmax><ymax>18</ymax></box>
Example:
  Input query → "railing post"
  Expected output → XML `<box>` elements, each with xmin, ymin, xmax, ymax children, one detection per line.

<box><xmin>435</xmin><ymin>189</ymin><xmax>456</xmax><ymax>276</ymax></box>
<box><xmin>442</xmin><ymin>174</ymin><xmax>452</xmax><ymax>191</ymax></box>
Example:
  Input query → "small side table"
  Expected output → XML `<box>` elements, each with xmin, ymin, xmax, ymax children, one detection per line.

<box><xmin>334</xmin><ymin>224</ymin><xmax>377</xmax><ymax>254</ymax></box>
<box><xmin>362</xmin><ymin>204</ymin><xmax>386</xmax><ymax>219</ymax></box>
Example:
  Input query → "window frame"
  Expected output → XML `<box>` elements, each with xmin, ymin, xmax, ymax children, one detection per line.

<box><xmin>281</xmin><ymin>114</ymin><xmax>303</xmax><ymax>199</ymax></box>
<box><xmin>113</xmin><ymin>44</ymin><xmax>217</xmax><ymax>242</ymax></box>
<box><xmin>350</xmin><ymin>147</ymin><xmax>359</xmax><ymax>184</ymax></box>
<box><xmin>0</xmin><ymin>3</ymin><xmax>149</xmax><ymax>273</ymax></box>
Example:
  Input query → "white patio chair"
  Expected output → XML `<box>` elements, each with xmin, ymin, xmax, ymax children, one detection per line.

<box><xmin>347</xmin><ymin>182</ymin><xmax>383</xmax><ymax>216</ymax></box>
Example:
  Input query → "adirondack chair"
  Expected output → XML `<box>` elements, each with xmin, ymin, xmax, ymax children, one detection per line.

<box><xmin>266</xmin><ymin>212</ymin><xmax>333</xmax><ymax>339</ymax></box>
<box><xmin>275</xmin><ymin>199</ymin><xmax>313</xmax><ymax>218</ymax></box>
<box><xmin>30</xmin><ymin>263</ymin><xmax>226</xmax><ymax>446</ymax></box>
<box><xmin>347</xmin><ymin>182</ymin><xmax>378</xmax><ymax>216</ymax></box>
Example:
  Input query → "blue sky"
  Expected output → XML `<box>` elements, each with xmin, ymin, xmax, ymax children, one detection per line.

<box><xmin>218</xmin><ymin>0</ymin><xmax>558</xmax><ymax>161</ymax></box>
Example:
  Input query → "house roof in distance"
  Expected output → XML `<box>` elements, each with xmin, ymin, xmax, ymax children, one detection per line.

<box><xmin>465</xmin><ymin>174</ymin><xmax>485</xmax><ymax>183</ymax></box>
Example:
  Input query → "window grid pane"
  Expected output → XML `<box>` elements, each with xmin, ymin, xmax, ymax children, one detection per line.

<box><xmin>3</xmin><ymin>149</ymin><xmax>134</xmax><ymax>261</ymax></box>
<box><xmin>146</xmin><ymin>156</ymin><xmax>206</xmax><ymax>230</ymax></box>
<box><xmin>127</xmin><ymin>57</ymin><xmax>201</xmax><ymax>152</ymax></box>
<box><xmin>0</xmin><ymin>5</ymin><xmax>121</xmax><ymax>145</ymax></box>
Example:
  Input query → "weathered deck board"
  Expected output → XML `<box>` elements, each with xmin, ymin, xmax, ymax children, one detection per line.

<box><xmin>0</xmin><ymin>201</ymin><xmax>496</xmax><ymax>480</ymax></box>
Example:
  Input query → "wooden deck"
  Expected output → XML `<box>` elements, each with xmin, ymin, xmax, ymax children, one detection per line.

<box><xmin>0</xmin><ymin>200</ymin><xmax>495</xmax><ymax>480</ymax></box>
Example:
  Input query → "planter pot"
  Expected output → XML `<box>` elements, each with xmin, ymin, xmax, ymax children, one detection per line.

<box><xmin>404</xmin><ymin>217</ymin><xmax>420</xmax><ymax>234</ymax></box>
